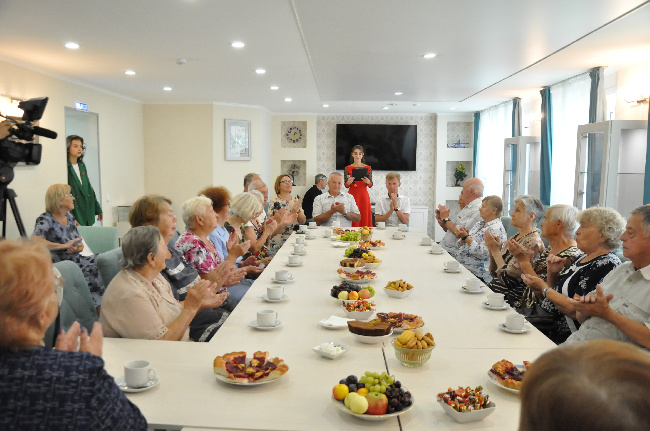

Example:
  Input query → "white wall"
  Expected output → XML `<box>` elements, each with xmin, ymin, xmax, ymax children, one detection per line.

<box><xmin>0</xmin><ymin>59</ymin><xmax>144</xmax><ymax>239</ymax></box>
<box><xmin>615</xmin><ymin>59</ymin><xmax>650</xmax><ymax>121</ymax></box>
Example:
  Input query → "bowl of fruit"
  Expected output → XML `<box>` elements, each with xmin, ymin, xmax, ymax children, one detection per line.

<box><xmin>384</xmin><ymin>279</ymin><xmax>414</xmax><ymax>298</ymax></box>
<box><xmin>332</xmin><ymin>372</ymin><xmax>414</xmax><ymax>420</ymax></box>
<box><xmin>337</xmin><ymin>230</ymin><xmax>362</xmax><ymax>242</ymax></box>
<box><xmin>342</xmin><ymin>300</ymin><xmax>375</xmax><ymax>320</ymax></box>
<box><xmin>392</xmin><ymin>330</ymin><xmax>436</xmax><ymax>367</ymax></box>
<box><xmin>361</xmin><ymin>252</ymin><xmax>382</xmax><ymax>270</ymax></box>
<box><xmin>437</xmin><ymin>386</ymin><xmax>496</xmax><ymax>423</ymax></box>
<box><xmin>331</xmin><ymin>281</ymin><xmax>375</xmax><ymax>302</ymax></box>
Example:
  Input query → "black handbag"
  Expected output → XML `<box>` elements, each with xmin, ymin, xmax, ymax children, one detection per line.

<box><xmin>516</xmin><ymin>303</ymin><xmax>556</xmax><ymax>334</ymax></box>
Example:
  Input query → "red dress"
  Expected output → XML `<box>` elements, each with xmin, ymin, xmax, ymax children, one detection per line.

<box><xmin>345</xmin><ymin>165</ymin><xmax>373</xmax><ymax>227</ymax></box>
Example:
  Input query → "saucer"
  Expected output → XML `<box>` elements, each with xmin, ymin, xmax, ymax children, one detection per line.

<box><xmin>482</xmin><ymin>301</ymin><xmax>508</xmax><ymax>310</ymax></box>
<box><xmin>429</xmin><ymin>249</ymin><xmax>444</xmax><ymax>255</ymax></box>
<box><xmin>271</xmin><ymin>276</ymin><xmax>294</xmax><ymax>284</ymax></box>
<box><xmin>498</xmin><ymin>323</ymin><xmax>530</xmax><ymax>334</ymax></box>
<box><xmin>292</xmin><ymin>241</ymin><xmax>308</xmax><ymax>246</ymax></box>
<box><xmin>376</xmin><ymin>226</ymin><xmax>386</xmax><ymax>230</ymax></box>
<box><xmin>261</xmin><ymin>294</ymin><xmax>288</xmax><ymax>302</ymax></box>
<box><xmin>461</xmin><ymin>285</ymin><xmax>484</xmax><ymax>294</ymax></box>
<box><xmin>284</xmin><ymin>261</ymin><xmax>302</xmax><ymax>267</ymax></box>
<box><xmin>115</xmin><ymin>376</ymin><xmax>160</xmax><ymax>393</ymax></box>
<box><xmin>443</xmin><ymin>267</ymin><xmax>462</xmax><ymax>273</ymax></box>
<box><xmin>419</xmin><ymin>242</ymin><xmax>433</xmax><ymax>246</ymax></box>
<box><xmin>249</xmin><ymin>320</ymin><xmax>283</xmax><ymax>330</ymax></box>
<box><xmin>305</xmin><ymin>236</ymin><xmax>317</xmax><ymax>240</ymax></box>
<box><xmin>291</xmin><ymin>251</ymin><xmax>308</xmax><ymax>256</ymax></box>
<box><xmin>392</xmin><ymin>236</ymin><xmax>405</xmax><ymax>240</ymax></box>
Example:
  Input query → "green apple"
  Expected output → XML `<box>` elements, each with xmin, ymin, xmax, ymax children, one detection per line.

<box><xmin>344</xmin><ymin>392</ymin><xmax>357</xmax><ymax>409</ymax></box>
<box><xmin>349</xmin><ymin>393</ymin><xmax>369</xmax><ymax>414</ymax></box>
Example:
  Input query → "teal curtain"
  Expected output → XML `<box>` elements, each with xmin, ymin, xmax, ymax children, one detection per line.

<box><xmin>645</xmin><ymin>104</ymin><xmax>650</xmax><ymax>204</ymax></box>
<box><xmin>473</xmin><ymin>112</ymin><xmax>480</xmax><ymax>177</ymax></box>
<box><xmin>587</xmin><ymin>67</ymin><xmax>606</xmax><ymax>205</ymax></box>
<box><xmin>512</xmin><ymin>97</ymin><xmax>522</xmax><ymax>137</ymax></box>
<box><xmin>540</xmin><ymin>87</ymin><xmax>552</xmax><ymax>205</ymax></box>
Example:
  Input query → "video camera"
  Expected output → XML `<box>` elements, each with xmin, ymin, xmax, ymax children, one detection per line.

<box><xmin>1</xmin><ymin>97</ymin><xmax>57</xmax><ymax>185</ymax></box>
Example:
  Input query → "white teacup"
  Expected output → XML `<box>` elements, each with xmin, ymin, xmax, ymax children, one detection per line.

<box><xmin>267</xmin><ymin>286</ymin><xmax>284</xmax><ymax>300</ymax></box>
<box><xmin>309</xmin><ymin>221</ymin><xmax>317</xmax><ymax>228</ymax></box>
<box><xmin>465</xmin><ymin>277</ymin><xmax>481</xmax><ymax>291</ymax></box>
<box><xmin>323</xmin><ymin>228</ymin><xmax>333</xmax><ymax>238</ymax></box>
<box><xmin>392</xmin><ymin>232</ymin><xmax>405</xmax><ymax>239</ymax></box>
<box><xmin>287</xmin><ymin>254</ymin><xmax>301</xmax><ymax>264</ymax></box>
<box><xmin>421</xmin><ymin>236</ymin><xmax>432</xmax><ymax>246</ymax></box>
<box><xmin>430</xmin><ymin>243</ymin><xmax>443</xmax><ymax>253</ymax></box>
<box><xmin>377</xmin><ymin>221</ymin><xmax>386</xmax><ymax>229</ymax></box>
<box><xmin>487</xmin><ymin>293</ymin><xmax>505</xmax><ymax>308</ymax></box>
<box><xmin>332</xmin><ymin>220</ymin><xmax>341</xmax><ymax>228</ymax></box>
<box><xmin>398</xmin><ymin>223</ymin><xmax>408</xmax><ymax>232</ymax></box>
<box><xmin>505</xmin><ymin>313</ymin><xmax>525</xmax><ymax>330</ymax></box>
<box><xmin>305</xmin><ymin>232</ymin><xmax>316</xmax><ymax>240</ymax></box>
<box><xmin>295</xmin><ymin>235</ymin><xmax>305</xmax><ymax>244</ymax></box>
<box><xmin>124</xmin><ymin>360</ymin><xmax>157</xmax><ymax>388</ymax></box>
<box><xmin>293</xmin><ymin>244</ymin><xmax>305</xmax><ymax>254</ymax></box>
<box><xmin>298</xmin><ymin>225</ymin><xmax>308</xmax><ymax>234</ymax></box>
<box><xmin>257</xmin><ymin>309</ymin><xmax>278</xmax><ymax>327</ymax></box>
<box><xmin>275</xmin><ymin>270</ymin><xmax>290</xmax><ymax>281</ymax></box>
<box><xmin>444</xmin><ymin>260</ymin><xmax>460</xmax><ymax>272</ymax></box>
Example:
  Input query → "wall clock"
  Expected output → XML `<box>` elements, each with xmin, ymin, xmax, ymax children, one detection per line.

<box><xmin>281</xmin><ymin>121</ymin><xmax>307</xmax><ymax>148</ymax></box>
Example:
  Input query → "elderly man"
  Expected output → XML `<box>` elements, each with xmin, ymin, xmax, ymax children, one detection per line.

<box><xmin>243</xmin><ymin>173</ymin><xmax>261</xmax><ymax>193</ymax></box>
<box><xmin>563</xmin><ymin>205</ymin><xmax>650</xmax><ymax>349</ymax></box>
<box><xmin>435</xmin><ymin>178</ymin><xmax>484</xmax><ymax>257</ymax></box>
<box><xmin>302</xmin><ymin>174</ymin><xmax>327</xmax><ymax>220</ymax></box>
<box><xmin>374</xmin><ymin>172</ymin><xmax>410</xmax><ymax>227</ymax></box>
<box><xmin>313</xmin><ymin>172</ymin><xmax>361</xmax><ymax>227</ymax></box>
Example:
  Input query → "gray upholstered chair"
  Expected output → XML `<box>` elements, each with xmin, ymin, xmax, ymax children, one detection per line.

<box><xmin>44</xmin><ymin>261</ymin><xmax>98</xmax><ymax>347</ymax></box>
<box><xmin>96</xmin><ymin>247</ymin><xmax>123</xmax><ymax>288</ymax></box>
<box><xmin>77</xmin><ymin>225</ymin><xmax>119</xmax><ymax>254</ymax></box>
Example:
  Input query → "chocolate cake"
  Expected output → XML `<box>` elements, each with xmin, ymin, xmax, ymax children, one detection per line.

<box><xmin>340</xmin><ymin>258</ymin><xmax>365</xmax><ymax>268</ymax></box>
<box><xmin>347</xmin><ymin>319</ymin><xmax>391</xmax><ymax>336</ymax></box>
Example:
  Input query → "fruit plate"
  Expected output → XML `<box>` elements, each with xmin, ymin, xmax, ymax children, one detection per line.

<box><xmin>331</xmin><ymin>391</ymin><xmax>415</xmax><ymax>421</ymax></box>
<box><xmin>351</xmin><ymin>330</ymin><xmax>393</xmax><ymax>344</ymax></box>
<box><xmin>439</xmin><ymin>400</ymin><xmax>496</xmax><ymax>423</ymax></box>
<box><xmin>486</xmin><ymin>366</ymin><xmax>524</xmax><ymax>394</ymax></box>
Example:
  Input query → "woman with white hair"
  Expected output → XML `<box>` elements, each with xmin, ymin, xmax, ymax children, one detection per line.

<box><xmin>522</xmin><ymin>206</ymin><xmax>624</xmax><ymax>344</ymax></box>
<box><xmin>223</xmin><ymin>193</ymin><xmax>272</xmax><ymax>269</ymax></box>
<box><xmin>100</xmin><ymin>226</ymin><xmax>216</xmax><ymax>341</ymax></box>
<box><xmin>486</xmin><ymin>195</ymin><xmax>546</xmax><ymax>306</ymax></box>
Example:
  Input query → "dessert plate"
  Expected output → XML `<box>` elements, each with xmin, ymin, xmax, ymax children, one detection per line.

<box><xmin>486</xmin><ymin>365</ymin><xmax>525</xmax><ymax>394</ymax></box>
<box><xmin>249</xmin><ymin>320</ymin><xmax>283</xmax><ymax>330</ymax></box>
<box><xmin>115</xmin><ymin>376</ymin><xmax>159</xmax><ymax>393</ymax></box>
<box><xmin>498</xmin><ymin>323</ymin><xmax>530</xmax><ymax>334</ymax></box>
<box><xmin>482</xmin><ymin>301</ymin><xmax>508</xmax><ymax>310</ymax></box>
<box><xmin>215</xmin><ymin>373</ymin><xmax>284</xmax><ymax>386</ymax></box>
<box><xmin>260</xmin><ymin>294</ymin><xmax>288</xmax><ymax>302</ymax></box>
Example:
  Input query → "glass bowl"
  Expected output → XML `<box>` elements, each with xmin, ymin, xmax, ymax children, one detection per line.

<box><xmin>391</xmin><ymin>338</ymin><xmax>435</xmax><ymax>367</ymax></box>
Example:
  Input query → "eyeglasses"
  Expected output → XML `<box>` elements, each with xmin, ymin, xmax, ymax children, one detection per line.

<box><xmin>280</xmin><ymin>180</ymin><xmax>293</xmax><ymax>184</ymax></box>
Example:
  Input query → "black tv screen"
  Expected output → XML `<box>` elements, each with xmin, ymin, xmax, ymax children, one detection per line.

<box><xmin>335</xmin><ymin>124</ymin><xmax>417</xmax><ymax>171</ymax></box>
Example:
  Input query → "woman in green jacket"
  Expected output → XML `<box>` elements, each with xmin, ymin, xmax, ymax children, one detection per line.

<box><xmin>67</xmin><ymin>135</ymin><xmax>102</xmax><ymax>226</ymax></box>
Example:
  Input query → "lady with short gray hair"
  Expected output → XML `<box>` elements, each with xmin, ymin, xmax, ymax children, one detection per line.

<box><xmin>522</xmin><ymin>206</ymin><xmax>624</xmax><ymax>344</ymax></box>
<box><xmin>486</xmin><ymin>195</ymin><xmax>545</xmax><ymax>306</ymax></box>
<box><xmin>99</xmin><ymin>226</ymin><xmax>214</xmax><ymax>341</ymax></box>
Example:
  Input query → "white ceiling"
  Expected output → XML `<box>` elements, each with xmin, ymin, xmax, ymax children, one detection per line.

<box><xmin>0</xmin><ymin>0</ymin><xmax>649</xmax><ymax>114</ymax></box>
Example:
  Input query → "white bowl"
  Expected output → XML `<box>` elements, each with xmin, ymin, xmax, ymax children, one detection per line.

<box><xmin>350</xmin><ymin>329</ymin><xmax>393</xmax><ymax>344</ymax></box>
<box><xmin>438</xmin><ymin>400</ymin><xmax>496</xmax><ymax>423</ymax></box>
<box><xmin>313</xmin><ymin>342</ymin><xmax>350</xmax><ymax>360</ymax></box>
<box><xmin>339</xmin><ymin>265</ymin><xmax>366</xmax><ymax>274</ymax></box>
<box><xmin>341</xmin><ymin>305</ymin><xmax>375</xmax><ymax>321</ymax></box>
<box><xmin>364</xmin><ymin>261</ymin><xmax>382</xmax><ymax>270</ymax></box>
<box><xmin>384</xmin><ymin>287</ymin><xmax>414</xmax><ymax>298</ymax></box>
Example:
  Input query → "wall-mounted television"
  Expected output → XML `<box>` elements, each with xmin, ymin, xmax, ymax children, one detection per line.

<box><xmin>335</xmin><ymin>124</ymin><xmax>417</xmax><ymax>171</ymax></box>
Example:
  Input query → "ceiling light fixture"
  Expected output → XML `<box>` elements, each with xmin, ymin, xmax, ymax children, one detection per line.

<box><xmin>256</xmin><ymin>68</ymin><xmax>266</xmax><ymax>74</ymax></box>
<box><xmin>382</xmin><ymin>106</ymin><xmax>389</xmax><ymax>110</ymax></box>
<box><xmin>322</xmin><ymin>104</ymin><xmax>329</xmax><ymax>108</ymax></box>
<box><xmin>394</xmin><ymin>92</ymin><xmax>403</xmax><ymax>96</ymax></box>
<box><xmin>65</xmin><ymin>42</ymin><xmax>80</xmax><ymax>49</ymax></box>
<box><xmin>270</xmin><ymin>86</ymin><xmax>279</xmax><ymax>90</ymax></box>
<box><xmin>125</xmin><ymin>70</ymin><xmax>136</xmax><ymax>75</ymax></box>
<box><xmin>284</xmin><ymin>97</ymin><xmax>292</xmax><ymax>102</ymax></box>
<box><xmin>423</xmin><ymin>52</ymin><xmax>437</xmax><ymax>59</ymax></box>
<box><xmin>450</xmin><ymin>107</ymin><xmax>456</xmax><ymax>110</ymax></box>
<box><xmin>231</xmin><ymin>41</ymin><xmax>245</xmax><ymax>48</ymax></box>
<box><xmin>163</xmin><ymin>86</ymin><xmax>172</xmax><ymax>91</ymax></box>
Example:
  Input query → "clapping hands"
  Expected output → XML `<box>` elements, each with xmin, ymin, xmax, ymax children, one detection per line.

<box><xmin>55</xmin><ymin>321</ymin><xmax>103</xmax><ymax>357</ymax></box>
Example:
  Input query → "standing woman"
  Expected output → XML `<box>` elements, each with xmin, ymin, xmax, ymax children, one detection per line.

<box><xmin>67</xmin><ymin>135</ymin><xmax>102</xmax><ymax>226</ymax></box>
<box><xmin>344</xmin><ymin>145</ymin><xmax>373</xmax><ymax>227</ymax></box>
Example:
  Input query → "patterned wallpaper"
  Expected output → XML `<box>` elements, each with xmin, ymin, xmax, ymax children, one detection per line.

<box><xmin>316</xmin><ymin>114</ymin><xmax>437</xmax><ymax>235</ymax></box>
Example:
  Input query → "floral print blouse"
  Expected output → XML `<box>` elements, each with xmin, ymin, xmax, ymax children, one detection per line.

<box><xmin>174</xmin><ymin>229</ymin><xmax>222</xmax><ymax>274</ymax></box>
<box><xmin>267</xmin><ymin>195</ymin><xmax>299</xmax><ymax>253</ymax></box>
<box><xmin>456</xmin><ymin>218</ymin><xmax>508</xmax><ymax>283</ymax></box>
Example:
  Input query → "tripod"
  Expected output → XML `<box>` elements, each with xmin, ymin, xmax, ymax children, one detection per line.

<box><xmin>1</xmin><ymin>185</ymin><xmax>28</xmax><ymax>238</ymax></box>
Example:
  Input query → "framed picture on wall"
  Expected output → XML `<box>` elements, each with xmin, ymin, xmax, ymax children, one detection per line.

<box><xmin>225</xmin><ymin>119</ymin><xmax>251</xmax><ymax>160</ymax></box>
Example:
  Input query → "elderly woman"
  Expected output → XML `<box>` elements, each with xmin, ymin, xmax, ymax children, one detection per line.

<box><xmin>455</xmin><ymin>196</ymin><xmax>507</xmax><ymax>282</ymax></box>
<box><xmin>100</xmin><ymin>226</ymin><xmax>217</xmax><ymax>340</ymax></box>
<box><xmin>129</xmin><ymin>195</ymin><xmax>232</xmax><ymax>341</ymax></box>
<box><xmin>268</xmin><ymin>174</ymin><xmax>305</xmax><ymax>251</ymax></box>
<box><xmin>31</xmin><ymin>184</ymin><xmax>105</xmax><ymax>307</ymax></box>
<box><xmin>521</xmin><ymin>207</ymin><xmax>624</xmax><ymax>344</ymax></box>
<box><xmin>224</xmin><ymin>192</ymin><xmax>276</xmax><ymax>264</ymax></box>
<box><xmin>510</xmin><ymin>204</ymin><xmax>583</xmax><ymax>309</ymax></box>
<box><xmin>0</xmin><ymin>240</ymin><xmax>146</xmax><ymax>429</ymax></box>
<box><xmin>486</xmin><ymin>195</ymin><xmax>545</xmax><ymax>306</ymax></box>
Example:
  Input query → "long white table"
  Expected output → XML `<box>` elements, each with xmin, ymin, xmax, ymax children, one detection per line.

<box><xmin>103</xmin><ymin>227</ymin><xmax>555</xmax><ymax>430</ymax></box>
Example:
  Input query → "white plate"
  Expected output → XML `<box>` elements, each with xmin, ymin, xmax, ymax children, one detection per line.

<box><xmin>460</xmin><ymin>285</ymin><xmax>485</xmax><ymax>294</ymax></box>
<box><xmin>443</xmin><ymin>267</ymin><xmax>462</xmax><ymax>273</ymax></box>
<box><xmin>115</xmin><ymin>376</ymin><xmax>160</xmax><ymax>393</ymax></box>
<box><xmin>482</xmin><ymin>301</ymin><xmax>508</xmax><ymax>310</ymax></box>
<box><xmin>260</xmin><ymin>294</ymin><xmax>288</xmax><ymax>302</ymax></box>
<box><xmin>215</xmin><ymin>370</ymin><xmax>285</xmax><ymax>386</ymax></box>
<box><xmin>339</xmin><ymin>276</ymin><xmax>377</xmax><ymax>284</ymax></box>
<box><xmin>271</xmin><ymin>276</ymin><xmax>294</xmax><ymax>284</ymax></box>
<box><xmin>331</xmin><ymin>388</ymin><xmax>414</xmax><ymax>420</ymax></box>
<box><xmin>351</xmin><ymin>329</ymin><xmax>393</xmax><ymax>344</ymax></box>
<box><xmin>284</xmin><ymin>261</ymin><xmax>302</xmax><ymax>267</ymax></box>
<box><xmin>390</xmin><ymin>324</ymin><xmax>424</xmax><ymax>334</ymax></box>
<box><xmin>428</xmin><ymin>249</ymin><xmax>444</xmax><ymax>255</ymax></box>
<box><xmin>313</xmin><ymin>342</ymin><xmax>351</xmax><ymax>360</ymax></box>
<box><xmin>331</xmin><ymin>242</ymin><xmax>348</xmax><ymax>248</ymax></box>
<box><xmin>486</xmin><ymin>366</ymin><xmax>525</xmax><ymax>394</ymax></box>
<box><xmin>290</xmin><ymin>251</ymin><xmax>308</xmax><ymax>256</ymax></box>
<box><xmin>249</xmin><ymin>320</ymin><xmax>283</xmax><ymax>330</ymax></box>
<box><xmin>498</xmin><ymin>323</ymin><xmax>530</xmax><ymax>334</ymax></box>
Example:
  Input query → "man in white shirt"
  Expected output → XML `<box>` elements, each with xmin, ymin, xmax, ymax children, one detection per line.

<box><xmin>374</xmin><ymin>172</ymin><xmax>410</xmax><ymax>227</ymax></box>
<box><xmin>313</xmin><ymin>172</ymin><xmax>361</xmax><ymax>227</ymax></box>
<box><xmin>435</xmin><ymin>178</ymin><xmax>484</xmax><ymax>257</ymax></box>
<box><xmin>563</xmin><ymin>205</ymin><xmax>650</xmax><ymax>349</ymax></box>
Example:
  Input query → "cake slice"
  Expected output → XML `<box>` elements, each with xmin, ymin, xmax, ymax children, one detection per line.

<box><xmin>347</xmin><ymin>319</ymin><xmax>391</xmax><ymax>336</ymax></box>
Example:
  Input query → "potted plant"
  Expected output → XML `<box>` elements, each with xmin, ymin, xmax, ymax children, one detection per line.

<box><xmin>454</xmin><ymin>163</ymin><xmax>467</xmax><ymax>186</ymax></box>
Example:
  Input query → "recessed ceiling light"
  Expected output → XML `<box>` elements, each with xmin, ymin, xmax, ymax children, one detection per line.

<box><xmin>256</xmin><ymin>68</ymin><xmax>266</xmax><ymax>74</ymax></box>
<box><xmin>322</xmin><ymin>104</ymin><xmax>329</xmax><ymax>108</ymax></box>
<box><xmin>450</xmin><ymin>107</ymin><xmax>456</xmax><ymax>110</ymax></box>
<box><xmin>394</xmin><ymin>92</ymin><xmax>403</xmax><ymax>96</ymax></box>
<box><xmin>270</xmin><ymin>85</ymin><xmax>279</xmax><ymax>90</ymax></box>
<box><xmin>423</xmin><ymin>52</ymin><xmax>437</xmax><ymax>59</ymax></box>
<box><xmin>125</xmin><ymin>70</ymin><xmax>136</xmax><ymax>75</ymax></box>
<box><xmin>163</xmin><ymin>86</ymin><xmax>172</xmax><ymax>91</ymax></box>
<box><xmin>65</xmin><ymin>42</ymin><xmax>80</xmax><ymax>49</ymax></box>
<box><xmin>284</xmin><ymin>97</ymin><xmax>292</xmax><ymax>102</ymax></box>
<box><xmin>382</xmin><ymin>106</ymin><xmax>389</xmax><ymax>110</ymax></box>
<box><xmin>231</xmin><ymin>41</ymin><xmax>245</xmax><ymax>48</ymax></box>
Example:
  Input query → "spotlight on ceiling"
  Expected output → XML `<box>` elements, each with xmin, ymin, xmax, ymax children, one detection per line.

<box><xmin>231</xmin><ymin>41</ymin><xmax>245</xmax><ymax>48</ymax></box>
<box><xmin>423</xmin><ymin>52</ymin><xmax>437</xmax><ymax>59</ymax></box>
<box><xmin>65</xmin><ymin>42</ymin><xmax>80</xmax><ymax>49</ymax></box>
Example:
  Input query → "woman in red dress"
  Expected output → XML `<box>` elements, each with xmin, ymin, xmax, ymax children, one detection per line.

<box><xmin>344</xmin><ymin>145</ymin><xmax>373</xmax><ymax>227</ymax></box>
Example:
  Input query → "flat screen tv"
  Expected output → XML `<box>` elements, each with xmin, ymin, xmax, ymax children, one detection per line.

<box><xmin>335</xmin><ymin>124</ymin><xmax>417</xmax><ymax>171</ymax></box>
